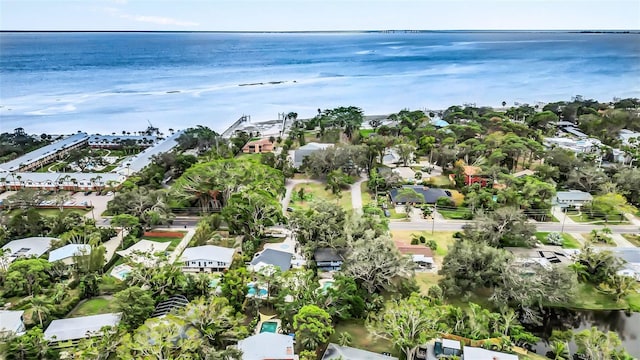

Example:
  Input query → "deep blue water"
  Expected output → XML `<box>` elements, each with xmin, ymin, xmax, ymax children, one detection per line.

<box><xmin>1</xmin><ymin>32</ymin><xmax>639</xmax><ymax>134</ymax></box>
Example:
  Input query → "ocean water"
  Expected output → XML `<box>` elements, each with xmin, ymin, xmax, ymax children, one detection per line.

<box><xmin>1</xmin><ymin>32</ymin><xmax>639</xmax><ymax>134</ymax></box>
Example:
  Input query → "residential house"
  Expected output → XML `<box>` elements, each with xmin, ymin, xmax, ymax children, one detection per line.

<box><xmin>1</xmin><ymin>237</ymin><xmax>56</xmax><ymax>266</ymax></box>
<box><xmin>611</xmin><ymin>248</ymin><xmax>640</xmax><ymax>282</ymax></box>
<box><xmin>619</xmin><ymin>129</ymin><xmax>640</xmax><ymax>146</ymax></box>
<box><xmin>314</xmin><ymin>248</ymin><xmax>346</xmax><ymax>271</ymax></box>
<box><xmin>322</xmin><ymin>343</ymin><xmax>398</xmax><ymax>360</ymax></box>
<box><xmin>293</xmin><ymin>142</ymin><xmax>334</xmax><ymax>168</ymax></box>
<box><xmin>392</xmin><ymin>167</ymin><xmax>416</xmax><ymax>182</ymax></box>
<box><xmin>561</xmin><ymin>126</ymin><xmax>588</xmax><ymax>139</ymax></box>
<box><xmin>116</xmin><ymin>239</ymin><xmax>171</xmax><ymax>266</ymax></box>
<box><xmin>512</xmin><ymin>169</ymin><xmax>536</xmax><ymax>178</ymax></box>
<box><xmin>44</xmin><ymin>313</ymin><xmax>122</xmax><ymax>348</ymax></box>
<box><xmin>428</xmin><ymin>338</ymin><xmax>462</xmax><ymax>358</ymax></box>
<box><xmin>555</xmin><ymin>190</ymin><xmax>593</xmax><ymax>208</ymax></box>
<box><xmin>389</xmin><ymin>185</ymin><xmax>452</xmax><ymax>205</ymax></box>
<box><xmin>0</xmin><ymin>171</ymin><xmax>125</xmax><ymax>192</ymax></box>
<box><xmin>242</xmin><ymin>138</ymin><xmax>275</xmax><ymax>153</ymax></box>
<box><xmin>462</xmin><ymin>346</ymin><xmax>519</xmax><ymax>360</ymax></box>
<box><xmin>462</xmin><ymin>165</ymin><xmax>488</xmax><ymax>186</ymax></box>
<box><xmin>395</xmin><ymin>242</ymin><xmax>434</xmax><ymax>270</ymax></box>
<box><xmin>250</xmin><ymin>249</ymin><xmax>292</xmax><ymax>272</ymax></box>
<box><xmin>237</xmin><ymin>333</ymin><xmax>298</xmax><ymax>360</ymax></box>
<box><xmin>180</xmin><ymin>245</ymin><xmax>236</xmax><ymax>273</ymax></box>
<box><xmin>48</xmin><ymin>244</ymin><xmax>91</xmax><ymax>266</ymax></box>
<box><xmin>0</xmin><ymin>310</ymin><xmax>26</xmax><ymax>337</ymax></box>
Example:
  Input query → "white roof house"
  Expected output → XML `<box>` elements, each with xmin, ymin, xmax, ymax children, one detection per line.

<box><xmin>48</xmin><ymin>244</ymin><xmax>91</xmax><ymax>265</ymax></box>
<box><xmin>116</xmin><ymin>239</ymin><xmax>171</xmax><ymax>266</ymax></box>
<box><xmin>612</xmin><ymin>248</ymin><xmax>640</xmax><ymax>282</ymax></box>
<box><xmin>322</xmin><ymin>343</ymin><xmax>399</xmax><ymax>360</ymax></box>
<box><xmin>44</xmin><ymin>313</ymin><xmax>122</xmax><ymax>345</ymax></box>
<box><xmin>462</xmin><ymin>346</ymin><xmax>519</xmax><ymax>360</ymax></box>
<box><xmin>2</xmin><ymin>237</ymin><xmax>56</xmax><ymax>265</ymax></box>
<box><xmin>237</xmin><ymin>333</ymin><xmax>298</xmax><ymax>360</ymax></box>
<box><xmin>0</xmin><ymin>310</ymin><xmax>26</xmax><ymax>336</ymax></box>
<box><xmin>293</xmin><ymin>142</ymin><xmax>334</xmax><ymax>168</ymax></box>
<box><xmin>619</xmin><ymin>129</ymin><xmax>640</xmax><ymax>146</ymax></box>
<box><xmin>180</xmin><ymin>245</ymin><xmax>236</xmax><ymax>273</ymax></box>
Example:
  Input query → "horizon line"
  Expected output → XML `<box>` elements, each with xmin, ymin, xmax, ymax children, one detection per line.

<box><xmin>1</xmin><ymin>29</ymin><xmax>639</xmax><ymax>33</ymax></box>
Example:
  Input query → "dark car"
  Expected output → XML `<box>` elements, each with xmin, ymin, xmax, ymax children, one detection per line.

<box><xmin>384</xmin><ymin>209</ymin><xmax>391</xmax><ymax>218</ymax></box>
<box><xmin>286</xmin><ymin>207</ymin><xmax>294</xmax><ymax>212</ymax></box>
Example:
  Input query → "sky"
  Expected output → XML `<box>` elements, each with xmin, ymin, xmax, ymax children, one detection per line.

<box><xmin>1</xmin><ymin>0</ymin><xmax>639</xmax><ymax>31</ymax></box>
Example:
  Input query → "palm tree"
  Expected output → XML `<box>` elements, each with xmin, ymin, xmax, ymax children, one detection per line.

<box><xmin>337</xmin><ymin>332</ymin><xmax>352</xmax><ymax>346</ymax></box>
<box><xmin>548</xmin><ymin>340</ymin><xmax>570</xmax><ymax>360</ymax></box>
<box><xmin>604</xmin><ymin>274</ymin><xmax>636</xmax><ymax>302</ymax></box>
<box><xmin>30</xmin><ymin>296</ymin><xmax>53</xmax><ymax>327</ymax></box>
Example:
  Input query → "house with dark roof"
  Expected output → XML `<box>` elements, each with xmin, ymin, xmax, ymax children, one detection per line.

<box><xmin>389</xmin><ymin>185</ymin><xmax>452</xmax><ymax>205</ymax></box>
<box><xmin>250</xmin><ymin>249</ymin><xmax>293</xmax><ymax>272</ymax></box>
<box><xmin>314</xmin><ymin>248</ymin><xmax>347</xmax><ymax>271</ymax></box>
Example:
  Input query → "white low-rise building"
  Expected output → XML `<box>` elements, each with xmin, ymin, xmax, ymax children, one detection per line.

<box><xmin>48</xmin><ymin>244</ymin><xmax>91</xmax><ymax>265</ymax></box>
<box><xmin>0</xmin><ymin>310</ymin><xmax>26</xmax><ymax>337</ymax></box>
<box><xmin>1</xmin><ymin>237</ymin><xmax>56</xmax><ymax>266</ymax></box>
<box><xmin>180</xmin><ymin>245</ymin><xmax>236</xmax><ymax>273</ymax></box>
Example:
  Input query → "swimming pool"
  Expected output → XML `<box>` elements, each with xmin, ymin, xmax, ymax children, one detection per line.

<box><xmin>247</xmin><ymin>283</ymin><xmax>268</xmax><ymax>297</ymax></box>
<box><xmin>322</xmin><ymin>281</ymin><xmax>334</xmax><ymax>291</ymax></box>
<box><xmin>260</xmin><ymin>321</ymin><xmax>278</xmax><ymax>333</ymax></box>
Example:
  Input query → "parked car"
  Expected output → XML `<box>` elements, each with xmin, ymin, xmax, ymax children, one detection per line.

<box><xmin>286</xmin><ymin>207</ymin><xmax>294</xmax><ymax>212</ymax></box>
<box><xmin>384</xmin><ymin>209</ymin><xmax>391</xmax><ymax>217</ymax></box>
<box><xmin>84</xmin><ymin>191</ymin><xmax>92</xmax><ymax>196</ymax></box>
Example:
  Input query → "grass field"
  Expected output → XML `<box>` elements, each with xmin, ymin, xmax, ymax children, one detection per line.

<box><xmin>568</xmin><ymin>212</ymin><xmax>628</xmax><ymax>225</ymax></box>
<box><xmin>68</xmin><ymin>297</ymin><xmax>118</xmax><ymax>317</ymax></box>
<box><xmin>143</xmin><ymin>235</ymin><xmax>183</xmax><ymax>251</ymax></box>
<box><xmin>555</xmin><ymin>283</ymin><xmax>629</xmax><ymax>310</ymax></box>
<box><xmin>360</xmin><ymin>181</ymin><xmax>374</xmax><ymax>207</ymax></box>
<box><xmin>330</xmin><ymin>320</ymin><xmax>395</xmax><ymax>354</ymax></box>
<box><xmin>391</xmin><ymin>230</ymin><xmax>456</xmax><ymax>258</ymax></box>
<box><xmin>36</xmin><ymin>208</ymin><xmax>90</xmax><ymax>217</ymax></box>
<box><xmin>622</xmin><ymin>234</ymin><xmax>640</xmax><ymax>247</ymax></box>
<box><xmin>535</xmin><ymin>232</ymin><xmax>581</xmax><ymax>249</ymax></box>
<box><xmin>415</xmin><ymin>272</ymin><xmax>442</xmax><ymax>295</ymax></box>
<box><xmin>290</xmin><ymin>182</ymin><xmax>352</xmax><ymax>211</ymax></box>
<box><xmin>426</xmin><ymin>175</ymin><xmax>453</xmax><ymax>187</ymax></box>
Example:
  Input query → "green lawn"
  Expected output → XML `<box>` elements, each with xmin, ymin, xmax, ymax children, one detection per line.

<box><xmin>568</xmin><ymin>212</ymin><xmax>628</xmax><ymax>225</ymax></box>
<box><xmin>391</xmin><ymin>230</ymin><xmax>456</xmax><ymax>258</ymax></box>
<box><xmin>389</xmin><ymin>207</ymin><xmax>408</xmax><ymax>219</ymax></box>
<box><xmin>622</xmin><ymin>234</ymin><xmax>640</xmax><ymax>247</ymax></box>
<box><xmin>143</xmin><ymin>236</ymin><xmax>183</xmax><ymax>251</ymax></box>
<box><xmin>290</xmin><ymin>182</ymin><xmax>352</xmax><ymax>211</ymax></box>
<box><xmin>438</xmin><ymin>208</ymin><xmax>473</xmax><ymax>220</ymax></box>
<box><xmin>426</xmin><ymin>175</ymin><xmax>453</xmax><ymax>187</ymax></box>
<box><xmin>68</xmin><ymin>297</ymin><xmax>118</xmax><ymax>317</ymax></box>
<box><xmin>331</xmin><ymin>320</ymin><xmax>396</xmax><ymax>354</ymax></box>
<box><xmin>554</xmin><ymin>283</ymin><xmax>628</xmax><ymax>310</ymax></box>
<box><xmin>359</xmin><ymin>129</ymin><xmax>375</xmax><ymax>137</ymax></box>
<box><xmin>535</xmin><ymin>232</ymin><xmax>581</xmax><ymax>249</ymax></box>
<box><xmin>36</xmin><ymin>208</ymin><xmax>90</xmax><ymax>217</ymax></box>
<box><xmin>360</xmin><ymin>181</ymin><xmax>374</xmax><ymax>207</ymax></box>
<box><xmin>415</xmin><ymin>272</ymin><xmax>442</xmax><ymax>296</ymax></box>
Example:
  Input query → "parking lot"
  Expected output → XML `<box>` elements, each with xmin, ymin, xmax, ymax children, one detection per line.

<box><xmin>70</xmin><ymin>191</ymin><xmax>114</xmax><ymax>221</ymax></box>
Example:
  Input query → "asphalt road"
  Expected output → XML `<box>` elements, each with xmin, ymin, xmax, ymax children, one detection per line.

<box><xmin>388</xmin><ymin>220</ymin><xmax>639</xmax><ymax>234</ymax></box>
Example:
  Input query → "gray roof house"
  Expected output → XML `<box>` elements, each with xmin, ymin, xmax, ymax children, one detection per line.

<box><xmin>293</xmin><ymin>142</ymin><xmax>334</xmax><ymax>168</ymax></box>
<box><xmin>554</xmin><ymin>190</ymin><xmax>593</xmax><ymax>207</ymax></box>
<box><xmin>0</xmin><ymin>310</ymin><xmax>26</xmax><ymax>336</ymax></box>
<box><xmin>44</xmin><ymin>313</ymin><xmax>122</xmax><ymax>347</ymax></box>
<box><xmin>611</xmin><ymin>248</ymin><xmax>640</xmax><ymax>281</ymax></box>
<box><xmin>250</xmin><ymin>249</ymin><xmax>293</xmax><ymax>272</ymax></box>
<box><xmin>180</xmin><ymin>245</ymin><xmax>236</xmax><ymax>273</ymax></box>
<box><xmin>322</xmin><ymin>343</ymin><xmax>399</xmax><ymax>360</ymax></box>
<box><xmin>389</xmin><ymin>185</ymin><xmax>452</xmax><ymax>205</ymax></box>
<box><xmin>314</xmin><ymin>248</ymin><xmax>346</xmax><ymax>271</ymax></box>
<box><xmin>48</xmin><ymin>244</ymin><xmax>91</xmax><ymax>265</ymax></box>
<box><xmin>2</xmin><ymin>237</ymin><xmax>56</xmax><ymax>265</ymax></box>
<box><xmin>237</xmin><ymin>333</ymin><xmax>298</xmax><ymax>360</ymax></box>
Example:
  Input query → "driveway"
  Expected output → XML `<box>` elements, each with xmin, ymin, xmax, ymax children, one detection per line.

<box><xmin>281</xmin><ymin>178</ymin><xmax>322</xmax><ymax>214</ymax></box>
<box><xmin>350</xmin><ymin>177</ymin><xmax>367</xmax><ymax>214</ymax></box>
<box><xmin>168</xmin><ymin>227</ymin><xmax>196</xmax><ymax>263</ymax></box>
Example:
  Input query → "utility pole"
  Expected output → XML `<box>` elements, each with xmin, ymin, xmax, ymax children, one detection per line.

<box><xmin>432</xmin><ymin>203</ymin><xmax>437</xmax><ymax>235</ymax></box>
<box><xmin>560</xmin><ymin>207</ymin><xmax>567</xmax><ymax>234</ymax></box>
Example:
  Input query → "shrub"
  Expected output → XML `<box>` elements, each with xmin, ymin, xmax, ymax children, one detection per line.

<box><xmin>426</xmin><ymin>240</ymin><xmax>438</xmax><ymax>251</ymax></box>
<box><xmin>427</xmin><ymin>285</ymin><xmax>443</xmax><ymax>301</ymax></box>
<box><xmin>453</xmin><ymin>231</ymin><xmax>463</xmax><ymax>239</ymax></box>
<box><xmin>411</xmin><ymin>237</ymin><xmax>420</xmax><ymax>245</ymax></box>
<box><xmin>546</xmin><ymin>232</ymin><xmax>564</xmax><ymax>246</ymax></box>
<box><xmin>436</xmin><ymin>196</ymin><xmax>455</xmax><ymax>207</ymax></box>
